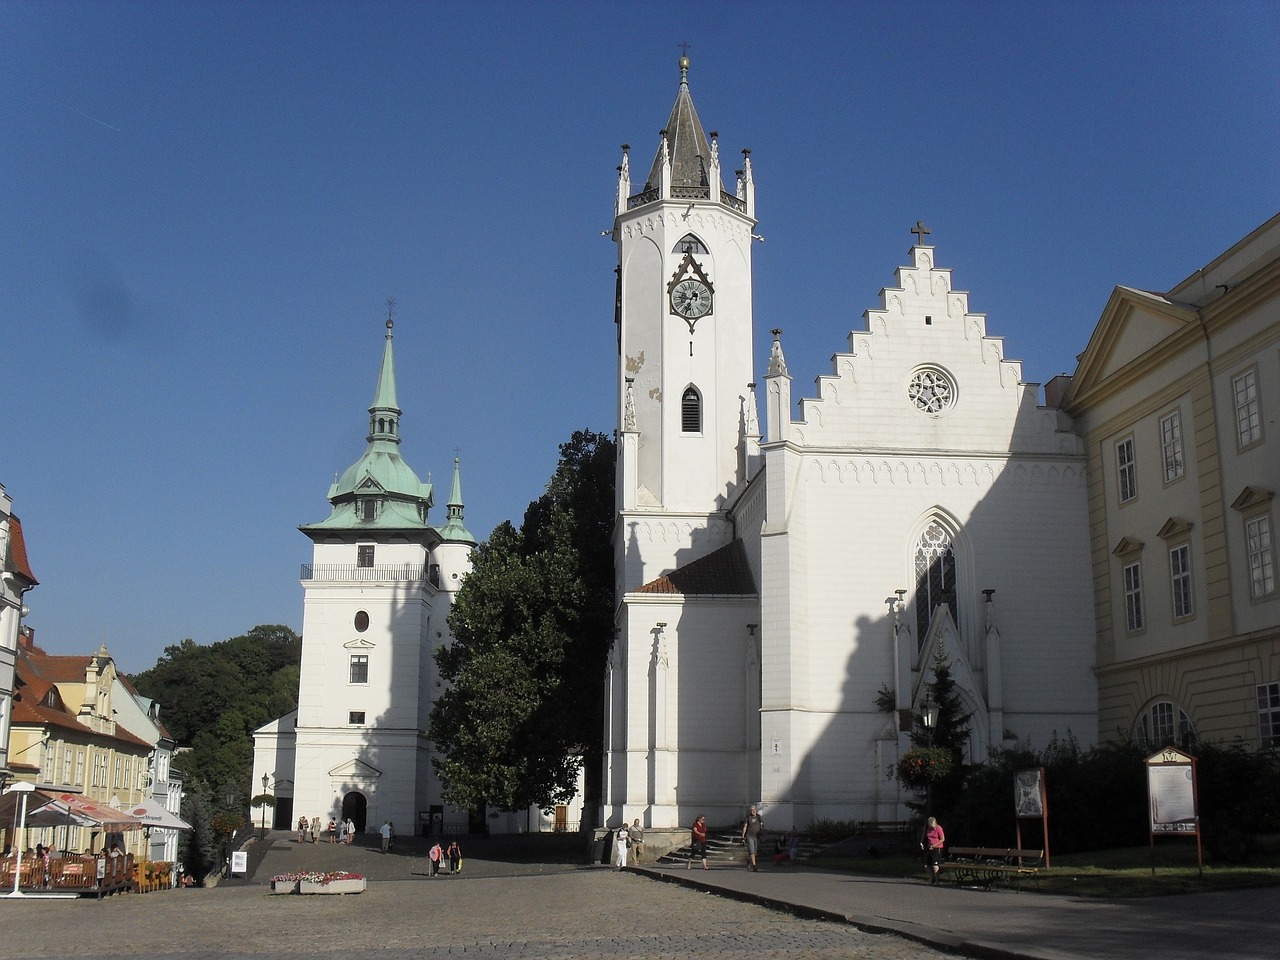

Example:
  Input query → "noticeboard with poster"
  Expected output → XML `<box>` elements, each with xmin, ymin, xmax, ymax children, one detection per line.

<box><xmin>1014</xmin><ymin>768</ymin><xmax>1045</xmax><ymax>818</ymax></box>
<box><xmin>1147</xmin><ymin>750</ymin><xmax>1198</xmax><ymax>834</ymax></box>
<box><xmin>1144</xmin><ymin>745</ymin><xmax>1203</xmax><ymax>874</ymax></box>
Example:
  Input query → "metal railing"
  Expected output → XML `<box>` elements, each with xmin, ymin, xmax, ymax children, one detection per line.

<box><xmin>300</xmin><ymin>564</ymin><xmax>429</xmax><ymax>582</ymax></box>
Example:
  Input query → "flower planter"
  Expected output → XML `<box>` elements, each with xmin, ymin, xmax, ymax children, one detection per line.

<box><xmin>298</xmin><ymin>877</ymin><xmax>365</xmax><ymax>895</ymax></box>
<box><xmin>270</xmin><ymin>880</ymin><xmax>298</xmax><ymax>894</ymax></box>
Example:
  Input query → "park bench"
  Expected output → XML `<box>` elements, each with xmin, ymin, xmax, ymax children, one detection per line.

<box><xmin>938</xmin><ymin>846</ymin><xmax>1043</xmax><ymax>891</ymax></box>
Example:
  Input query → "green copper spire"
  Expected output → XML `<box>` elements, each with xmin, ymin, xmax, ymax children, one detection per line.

<box><xmin>301</xmin><ymin>311</ymin><xmax>433</xmax><ymax>535</ymax></box>
<box><xmin>368</xmin><ymin>311</ymin><xmax>400</xmax><ymax>444</ymax></box>
<box><xmin>437</xmin><ymin>457</ymin><xmax>476</xmax><ymax>544</ymax></box>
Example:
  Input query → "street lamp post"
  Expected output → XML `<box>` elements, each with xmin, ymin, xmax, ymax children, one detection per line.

<box><xmin>920</xmin><ymin>698</ymin><xmax>939</xmax><ymax>821</ymax></box>
<box><xmin>260</xmin><ymin>774</ymin><xmax>269</xmax><ymax>840</ymax></box>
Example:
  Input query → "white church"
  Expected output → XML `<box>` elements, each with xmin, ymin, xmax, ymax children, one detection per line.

<box><xmin>602</xmin><ymin>58</ymin><xmax>1098</xmax><ymax>833</ymax></box>
<box><xmin>253</xmin><ymin>316</ymin><xmax>480</xmax><ymax>837</ymax></box>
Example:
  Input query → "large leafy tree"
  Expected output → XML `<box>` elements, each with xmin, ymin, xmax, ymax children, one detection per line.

<box><xmin>429</xmin><ymin>429</ymin><xmax>615</xmax><ymax>814</ymax></box>
<box><xmin>131</xmin><ymin>624</ymin><xmax>301</xmax><ymax>796</ymax></box>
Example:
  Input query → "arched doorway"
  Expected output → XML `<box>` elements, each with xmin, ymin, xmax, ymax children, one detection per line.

<box><xmin>341</xmin><ymin>791</ymin><xmax>367</xmax><ymax>834</ymax></box>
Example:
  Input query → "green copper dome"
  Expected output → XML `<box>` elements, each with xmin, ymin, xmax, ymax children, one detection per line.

<box><xmin>301</xmin><ymin>318</ymin><xmax>433</xmax><ymax>534</ymax></box>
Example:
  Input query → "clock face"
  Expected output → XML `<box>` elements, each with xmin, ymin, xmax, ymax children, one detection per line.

<box><xmin>671</xmin><ymin>278</ymin><xmax>712</xmax><ymax>319</ymax></box>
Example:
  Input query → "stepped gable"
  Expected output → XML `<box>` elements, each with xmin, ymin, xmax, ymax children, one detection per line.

<box><xmin>636</xmin><ymin>540</ymin><xmax>756</xmax><ymax>596</ymax></box>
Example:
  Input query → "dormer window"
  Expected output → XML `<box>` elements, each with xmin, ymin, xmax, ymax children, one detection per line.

<box><xmin>360</xmin><ymin>498</ymin><xmax>378</xmax><ymax>521</ymax></box>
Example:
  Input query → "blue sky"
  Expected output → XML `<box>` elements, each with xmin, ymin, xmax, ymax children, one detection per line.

<box><xmin>3</xmin><ymin>1</ymin><xmax>1277</xmax><ymax>673</ymax></box>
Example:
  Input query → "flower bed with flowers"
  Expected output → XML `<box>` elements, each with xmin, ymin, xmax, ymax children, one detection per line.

<box><xmin>895</xmin><ymin>746</ymin><xmax>955</xmax><ymax>790</ymax></box>
<box><xmin>270</xmin><ymin>871</ymin><xmax>365</xmax><ymax>895</ymax></box>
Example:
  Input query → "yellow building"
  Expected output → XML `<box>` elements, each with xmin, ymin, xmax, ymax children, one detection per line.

<box><xmin>1063</xmin><ymin>212</ymin><xmax>1280</xmax><ymax>748</ymax></box>
<box><xmin>5</xmin><ymin>629</ymin><xmax>152</xmax><ymax>856</ymax></box>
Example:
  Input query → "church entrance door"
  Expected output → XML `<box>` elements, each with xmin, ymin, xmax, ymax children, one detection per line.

<box><xmin>341</xmin><ymin>791</ymin><xmax>367</xmax><ymax>834</ymax></box>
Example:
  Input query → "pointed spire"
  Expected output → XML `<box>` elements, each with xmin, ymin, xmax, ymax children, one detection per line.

<box><xmin>766</xmin><ymin>328</ymin><xmax>789</xmax><ymax>378</ymax></box>
<box><xmin>368</xmin><ymin>302</ymin><xmax>401</xmax><ymax>445</ymax></box>
<box><xmin>438</xmin><ymin>457</ymin><xmax>476</xmax><ymax>544</ymax></box>
<box><xmin>644</xmin><ymin>54</ymin><xmax>721</xmax><ymax>197</ymax></box>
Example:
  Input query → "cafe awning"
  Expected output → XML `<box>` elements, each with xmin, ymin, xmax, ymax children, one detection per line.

<box><xmin>0</xmin><ymin>789</ymin><xmax>145</xmax><ymax>831</ymax></box>
<box><xmin>125</xmin><ymin>798</ymin><xmax>191</xmax><ymax>831</ymax></box>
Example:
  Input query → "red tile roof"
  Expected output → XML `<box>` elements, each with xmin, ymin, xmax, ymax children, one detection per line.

<box><xmin>7</xmin><ymin>514</ymin><xmax>37</xmax><ymax>584</ymax></box>
<box><xmin>11</xmin><ymin>651</ymin><xmax>153</xmax><ymax>750</ymax></box>
<box><xmin>636</xmin><ymin>540</ymin><xmax>757</xmax><ymax>596</ymax></box>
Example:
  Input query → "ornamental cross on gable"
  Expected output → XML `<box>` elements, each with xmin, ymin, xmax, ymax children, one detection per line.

<box><xmin>911</xmin><ymin>221</ymin><xmax>931</xmax><ymax>245</ymax></box>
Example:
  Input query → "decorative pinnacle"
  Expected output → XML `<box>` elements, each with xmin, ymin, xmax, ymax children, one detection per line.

<box><xmin>385</xmin><ymin>297</ymin><xmax>396</xmax><ymax>334</ymax></box>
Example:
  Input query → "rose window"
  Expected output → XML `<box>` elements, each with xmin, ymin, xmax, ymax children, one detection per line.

<box><xmin>908</xmin><ymin>368</ymin><xmax>955</xmax><ymax>414</ymax></box>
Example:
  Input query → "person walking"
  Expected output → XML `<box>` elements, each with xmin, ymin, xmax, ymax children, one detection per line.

<box><xmin>296</xmin><ymin>815</ymin><xmax>307</xmax><ymax>844</ymax></box>
<box><xmin>429</xmin><ymin>839</ymin><xmax>443</xmax><ymax>876</ymax></box>
<box><xmin>327</xmin><ymin>818</ymin><xmax>337</xmax><ymax>843</ymax></box>
<box><xmin>345</xmin><ymin>817</ymin><xmax>356</xmax><ymax>843</ymax></box>
<box><xmin>447</xmin><ymin>840</ymin><xmax>461</xmax><ymax>875</ymax></box>
<box><xmin>742</xmin><ymin>805</ymin><xmax>763</xmax><ymax>871</ymax></box>
<box><xmin>613</xmin><ymin>823</ymin><xmax>629</xmax><ymax>870</ymax></box>
<box><xmin>310</xmin><ymin>816</ymin><xmax>321</xmax><ymax>844</ymax></box>
<box><xmin>688</xmin><ymin>814</ymin><xmax>709</xmax><ymax>870</ymax></box>
<box><xmin>379</xmin><ymin>820</ymin><xmax>392</xmax><ymax>853</ymax></box>
<box><xmin>628</xmin><ymin>818</ymin><xmax>645</xmax><ymax>864</ymax></box>
<box><xmin>922</xmin><ymin>816</ymin><xmax>946</xmax><ymax>885</ymax></box>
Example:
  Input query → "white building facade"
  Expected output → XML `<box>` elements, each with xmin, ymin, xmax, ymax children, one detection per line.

<box><xmin>254</xmin><ymin>318</ymin><xmax>476</xmax><ymax>837</ymax></box>
<box><xmin>604</xmin><ymin>60</ymin><xmax>1099</xmax><ymax>833</ymax></box>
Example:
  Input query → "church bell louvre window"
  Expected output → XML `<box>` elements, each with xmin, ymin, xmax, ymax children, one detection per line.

<box><xmin>681</xmin><ymin>386</ymin><xmax>702</xmax><ymax>433</ymax></box>
<box><xmin>914</xmin><ymin>521</ymin><xmax>958</xmax><ymax>644</ymax></box>
<box><xmin>907</xmin><ymin>367</ymin><xmax>955</xmax><ymax>414</ymax></box>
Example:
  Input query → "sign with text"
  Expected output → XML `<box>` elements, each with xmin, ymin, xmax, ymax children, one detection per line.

<box><xmin>230</xmin><ymin>851</ymin><xmax>248</xmax><ymax>875</ymax></box>
<box><xmin>1144</xmin><ymin>745</ymin><xmax>1202</xmax><ymax>874</ymax></box>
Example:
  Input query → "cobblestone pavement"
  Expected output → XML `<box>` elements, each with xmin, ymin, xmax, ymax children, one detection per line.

<box><xmin>0</xmin><ymin>871</ymin><xmax>946</xmax><ymax>960</ymax></box>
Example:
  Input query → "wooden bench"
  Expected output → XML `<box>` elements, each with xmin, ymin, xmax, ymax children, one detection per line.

<box><xmin>938</xmin><ymin>847</ymin><xmax>1043</xmax><ymax>890</ymax></box>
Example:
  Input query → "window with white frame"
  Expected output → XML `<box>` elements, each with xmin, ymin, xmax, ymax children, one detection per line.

<box><xmin>1160</xmin><ymin>410</ymin><xmax>1184</xmax><ymax>483</ymax></box>
<box><xmin>115</xmin><ymin>757</ymin><xmax>123</xmax><ymax>790</ymax></box>
<box><xmin>1259</xmin><ymin>682</ymin><xmax>1280</xmax><ymax>747</ymax></box>
<box><xmin>1116</xmin><ymin>436</ymin><xmax>1137</xmax><ymax>503</ymax></box>
<box><xmin>1233</xmin><ymin>368</ymin><xmax>1262</xmax><ymax>449</ymax></box>
<box><xmin>357</xmin><ymin>544</ymin><xmax>375</xmax><ymax>568</ymax></box>
<box><xmin>349</xmin><ymin>654</ymin><xmax>369</xmax><ymax>684</ymax></box>
<box><xmin>63</xmin><ymin>752</ymin><xmax>73</xmax><ymax>785</ymax></box>
<box><xmin>349</xmin><ymin>711</ymin><xmax>366</xmax><ymax>725</ymax></box>
<box><xmin>1123</xmin><ymin>561</ymin><xmax>1145</xmax><ymax>632</ymax></box>
<box><xmin>91</xmin><ymin>750</ymin><xmax>100</xmax><ymax>787</ymax></box>
<box><xmin>1136</xmin><ymin>700</ymin><xmax>1196</xmax><ymax>749</ymax></box>
<box><xmin>43</xmin><ymin>745</ymin><xmax>54</xmax><ymax>783</ymax></box>
<box><xmin>1246</xmin><ymin>514</ymin><xmax>1276</xmax><ymax>599</ymax></box>
<box><xmin>1170</xmin><ymin>543</ymin><xmax>1194</xmax><ymax>619</ymax></box>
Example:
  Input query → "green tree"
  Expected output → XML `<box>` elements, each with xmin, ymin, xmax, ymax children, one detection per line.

<box><xmin>428</xmin><ymin>430</ymin><xmax>615</xmax><ymax>815</ymax></box>
<box><xmin>132</xmin><ymin>624</ymin><xmax>302</xmax><ymax>859</ymax></box>
<box><xmin>903</xmin><ymin>652</ymin><xmax>972</xmax><ymax>820</ymax></box>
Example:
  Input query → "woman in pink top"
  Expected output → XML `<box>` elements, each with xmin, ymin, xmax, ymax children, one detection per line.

<box><xmin>922</xmin><ymin>817</ymin><xmax>945</xmax><ymax>885</ymax></box>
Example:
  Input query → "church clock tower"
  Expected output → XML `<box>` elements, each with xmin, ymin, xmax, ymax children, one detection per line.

<box><xmin>613</xmin><ymin>55</ymin><xmax>758</xmax><ymax>592</ymax></box>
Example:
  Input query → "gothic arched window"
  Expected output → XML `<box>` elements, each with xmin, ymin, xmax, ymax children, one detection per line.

<box><xmin>915</xmin><ymin>520</ymin><xmax>957</xmax><ymax>646</ymax></box>
<box><xmin>673</xmin><ymin>233</ymin><xmax>708</xmax><ymax>255</ymax></box>
<box><xmin>681</xmin><ymin>386</ymin><xmax>702</xmax><ymax>433</ymax></box>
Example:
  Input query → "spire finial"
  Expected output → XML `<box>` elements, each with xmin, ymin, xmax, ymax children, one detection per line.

<box><xmin>385</xmin><ymin>297</ymin><xmax>396</xmax><ymax>336</ymax></box>
<box><xmin>678</xmin><ymin>41</ymin><xmax>691</xmax><ymax>80</ymax></box>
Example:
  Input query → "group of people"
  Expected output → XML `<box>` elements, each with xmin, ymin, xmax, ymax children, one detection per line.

<box><xmin>426</xmin><ymin>839</ymin><xmax>462</xmax><ymax>876</ymax></box>
<box><xmin>297</xmin><ymin>815</ymin><xmax>357</xmax><ymax>845</ymax></box>
<box><xmin>612</xmin><ymin>818</ymin><xmax>645</xmax><ymax>869</ymax></box>
<box><xmin>624</xmin><ymin>805</ymin><xmax>947</xmax><ymax>885</ymax></box>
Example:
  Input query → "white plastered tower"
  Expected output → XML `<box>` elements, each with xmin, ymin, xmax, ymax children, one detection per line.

<box><xmin>606</xmin><ymin>57</ymin><xmax>763</xmax><ymax>829</ymax></box>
